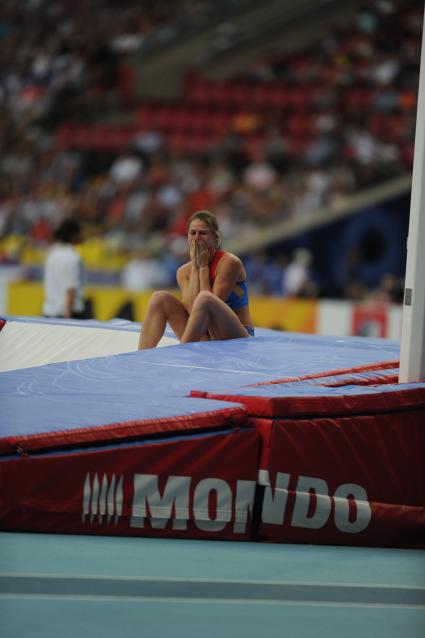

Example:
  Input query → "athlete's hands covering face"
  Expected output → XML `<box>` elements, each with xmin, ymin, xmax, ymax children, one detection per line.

<box><xmin>188</xmin><ymin>219</ymin><xmax>216</xmax><ymax>269</ymax></box>
<box><xmin>189</xmin><ymin>235</ymin><xmax>197</xmax><ymax>266</ymax></box>
<box><xmin>189</xmin><ymin>236</ymin><xmax>211</xmax><ymax>268</ymax></box>
<box><xmin>196</xmin><ymin>238</ymin><xmax>210</xmax><ymax>268</ymax></box>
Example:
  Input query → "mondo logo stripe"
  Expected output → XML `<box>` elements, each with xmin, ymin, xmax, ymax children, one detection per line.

<box><xmin>82</xmin><ymin>472</ymin><xmax>123</xmax><ymax>525</ymax></box>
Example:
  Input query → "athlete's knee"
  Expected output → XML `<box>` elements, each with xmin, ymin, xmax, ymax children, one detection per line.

<box><xmin>148</xmin><ymin>290</ymin><xmax>173</xmax><ymax>310</ymax></box>
<box><xmin>194</xmin><ymin>290</ymin><xmax>216</xmax><ymax>309</ymax></box>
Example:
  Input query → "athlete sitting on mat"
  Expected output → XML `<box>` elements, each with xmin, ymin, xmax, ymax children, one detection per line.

<box><xmin>138</xmin><ymin>210</ymin><xmax>254</xmax><ymax>349</ymax></box>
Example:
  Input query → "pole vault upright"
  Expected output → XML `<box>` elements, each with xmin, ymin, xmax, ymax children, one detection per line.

<box><xmin>399</xmin><ymin>4</ymin><xmax>425</xmax><ymax>383</ymax></box>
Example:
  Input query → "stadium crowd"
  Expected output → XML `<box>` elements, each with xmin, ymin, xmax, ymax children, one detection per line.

<box><xmin>0</xmin><ymin>0</ymin><xmax>422</xmax><ymax>300</ymax></box>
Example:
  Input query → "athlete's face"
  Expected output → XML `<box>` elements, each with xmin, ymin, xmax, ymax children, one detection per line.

<box><xmin>187</xmin><ymin>219</ymin><xmax>216</xmax><ymax>254</ymax></box>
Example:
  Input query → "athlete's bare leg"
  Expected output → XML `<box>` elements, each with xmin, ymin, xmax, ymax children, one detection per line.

<box><xmin>180</xmin><ymin>291</ymin><xmax>249</xmax><ymax>343</ymax></box>
<box><xmin>138</xmin><ymin>291</ymin><xmax>189</xmax><ymax>349</ymax></box>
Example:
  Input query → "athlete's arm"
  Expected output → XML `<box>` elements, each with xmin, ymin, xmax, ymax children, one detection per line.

<box><xmin>178</xmin><ymin>261</ymin><xmax>207</xmax><ymax>313</ymax></box>
<box><xmin>212</xmin><ymin>253</ymin><xmax>244</xmax><ymax>302</ymax></box>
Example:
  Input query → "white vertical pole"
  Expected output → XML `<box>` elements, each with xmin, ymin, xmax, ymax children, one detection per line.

<box><xmin>399</xmin><ymin>4</ymin><xmax>425</xmax><ymax>383</ymax></box>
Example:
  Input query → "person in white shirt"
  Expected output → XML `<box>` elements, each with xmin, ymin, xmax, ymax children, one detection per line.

<box><xmin>283</xmin><ymin>248</ymin><xmax>316</xmax><ymax>298</ymax></box>
<box><xmin>121</xmin><ymin>246</ymin><xmax>169</xmax><ymax>292</ymax></box>
<box><xmin>42</xmin><ymin>218</ymin><xmax>86</xmax><ymax>319</ymax></box>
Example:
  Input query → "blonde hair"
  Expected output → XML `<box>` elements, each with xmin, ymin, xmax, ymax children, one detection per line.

<box><xmin>186</xmin><ymin>210</ymin><xmax>222</xmax><ymax>248</ymax></box>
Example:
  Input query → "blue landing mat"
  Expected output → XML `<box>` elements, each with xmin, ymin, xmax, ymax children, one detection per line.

<box><xmin>0</xmin><ymin>331</ymin><xmax>400</xmax><ymax>448</ymax></box>
<box><xmin>0</xmin><ymin>393</ymin><xmax>244</xmax><ymax>444</ymax></box>
<box><xmin>0</xmin><ymin>332</ymin><xmax>400</xmax><ymax>399</ymax></box>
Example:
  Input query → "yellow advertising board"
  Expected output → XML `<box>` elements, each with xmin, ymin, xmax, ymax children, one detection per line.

<box><xmin>7</xmin><ymin>283</ymin><xmax>176</xmax><ymax>324</ymax></box>
<box><xmin>250</xmin><ymin>295</ymin><xmax>317</xmax><ymax>333</ymax></box>
<box><xmin>7</xmin><ymin>282</ymin><xmax>317</xmax><ymax>334</ymax></box>
<box><xmin>7</xmin><ymin>282</ymin><xmax>44</xmax><ymax>317</ymax></box>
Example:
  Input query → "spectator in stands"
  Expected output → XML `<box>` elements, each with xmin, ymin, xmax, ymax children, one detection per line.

<box><xmin>121</xmin><ymin>245</ymin><xmax>170</xmax><ymax>292</ymax></box>
<box><xmin>109</xmin><ymin>151</ymin><xmax>143</xmax><ymax>185</ymax></box>
<box><xmin>371</xmin><ymin>272</ymin><xmax>404</xmax><ymax>304</ymax></box>
<box><xmin>283</xmin><ymin>248</ymin><xmax>317</xmax><ymax>298</ymax></box>
<box><xmin>243</xmin><ymin>147</ymin><xmax>277</xmax><ymax>193</ymax></box>
<box><xmin>138</xmin><ymin>210</ymin><xmax>254</xmax><ymax>348</ymax></box>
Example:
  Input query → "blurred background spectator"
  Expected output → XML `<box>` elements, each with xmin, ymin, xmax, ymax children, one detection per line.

<box><xmin>283</xmin><ymin>248</ymin><xmax>317</xmax><ymax>298</ymax></box>
<box><xmin>121</xmin><ymin>245</ymin><xmax>170</xmax><ymax>292</ymax></box>
<box><xmin>0</xmin><ymin>0</ymin><xmax>422</xmax><ymax>304</ymax></box>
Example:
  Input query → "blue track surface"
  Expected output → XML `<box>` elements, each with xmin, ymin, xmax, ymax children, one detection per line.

<box><xmin>1</xmin><ymin>533</ymin><xmax>424</xmax><ymax>638</ymax></box>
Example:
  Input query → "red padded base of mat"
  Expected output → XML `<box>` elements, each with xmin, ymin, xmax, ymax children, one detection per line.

<box><xmin>194</xmin><ymin>381</ymin><xmax>425</xmax><ymax>418</ymax></box>
<box><xmin>253</xmin><ymin>410</ymin><xmax>425</xmax><ymax>549</ymax></box>
<box><xmin>0</xmin><ymin>428</ymin><xmax>260</xmax><ymax>541</ymax></box>
<box><xmin>0</xmin><ymin>405</ymin><xmax>247</xmax><ymax>455</ymax></box>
